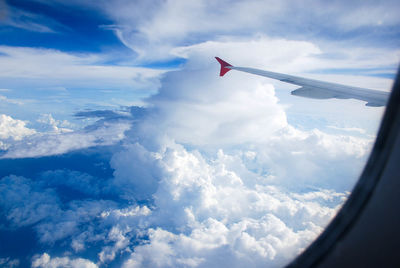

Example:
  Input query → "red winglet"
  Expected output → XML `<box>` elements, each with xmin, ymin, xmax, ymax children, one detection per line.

<box><xmin>215</xmin><ymin>57</ymin><xmax>233</xmax><ymax>77</ymax></box>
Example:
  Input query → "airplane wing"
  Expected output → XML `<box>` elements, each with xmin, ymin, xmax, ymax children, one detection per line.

<box><xmin>215</xmin><ymin>57</ymin><xmax>389</xmax><ymax>107</ymax></box>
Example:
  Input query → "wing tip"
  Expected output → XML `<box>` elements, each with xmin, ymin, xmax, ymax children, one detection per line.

<box><xmin>215</xmin><ymin>57</ymin><xmax>233</xmax><ymax>77</ymax></box>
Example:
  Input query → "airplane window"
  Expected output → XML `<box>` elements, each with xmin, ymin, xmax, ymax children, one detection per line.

<box><xmin>0</xmin><ymin>1</ymin><xmax>398</xmax><ymax>267</ymax></box>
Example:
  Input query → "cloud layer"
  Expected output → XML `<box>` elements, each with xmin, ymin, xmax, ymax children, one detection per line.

<box><xmin>98</xmin><ymin>0</ymin><xmax>400</xmax><ymax>62</ymax></box>
<box><xmin>0</xmin><ymin>46</ymin><xmax>164</xmax><ymax>91</ymax></box>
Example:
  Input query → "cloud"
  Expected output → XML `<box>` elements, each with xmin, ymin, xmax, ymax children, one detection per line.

<box><xmin>1</xmin><ymin>109</ymin><xmax>136</xmax><ymax>158</ymax></box>
<box><xmin>0</xmin><ymin>95</ymin><xmax>25</xmax><ymax>105</ymax></box>
<box><xmin>145</xmin><ymin>74</ymin><xmax>286</xmax><ymax>146</ymax></box>
<box><xmin>37</xmin><ymin>114</ymin><xmax>73</xmax><ymax>133</ymax></box>
<box><xmin>96</xmin><ymin>0</ymin><xmax>400</xmax><ymax>62</ymax></box>
<box><xmin>1</xmin><ymin>107</ymin><xmax>147</xmax><ymax>158</ymax></box>
<box><xmin>0</xmin><ymin>131</ymin><xmax>360</xmax><ymax>266</ymax></box>
<box><xmin>327</xmin><ymin>125</ymin><xmax>367</xmax><ymax>134</ymax></box>
<box><xmin>1</xmin><ymin>119</ymin><xmax>130</xmax><ymax>158</ymax></box>
<box><xmin>32</xmin><ymin>253</ymin><xmax>97</xmax><ymax>268</ymax></box>
<box><xmin>0</xmin><ymin>114</ymin><xmax>36</xmax><ymax>141</ymax></box>
<box><xmin>110</xmin><ymin>142</ymin><xmax>163</xmax><ymax>200</ymax></box>
<box><xmin>0</xmin><ymin>1</ymin><xmax>63</xmax><ymax>33</ymax></box>
<box><xmin>131</xmin><ymin>38</ymin><xmax>314</xmax><ymax>148</ymax></box>
<box><xmin>35</xmin><ymin>199</ymin><xmax>117</xmax><ymax>244</ymax></box>
<box><xmin>0</xmin><ymin>171</ymin><xmax>118</xmax><ymax>249</ymax></box>
<box><xmin>0</xmin><ymin>46</ymin><xmax>165</xmax><ymax>91</ymax></box>
<box><xmin>0</xmin><ymin>126</ymin><xmax>369</xmax><ymax>266</ymax></box>
<box><xmin>0</xmin><ymin>257</ymin><xmax>20</xmax><ymax>268</ymax></box>
<box><xmin>0</xmin><ymin>175</ymin><xmax>61</xmax><ymax>228</ymax></box>
<box><xmin>74</xmin><ymin>107</ymin><xmax>145</xmax><ymax>124</ymax></box>
<box><xmin>115</xmin><ymin>143</ymin><xmax>348</xmax><ymax>267</ymax></box>
<box><xmin>335</xmin><ymin>2</ymin><xmax>400</xmax><ymax>30</ymax></box>
<box><xmin>1</xmin><ymin>139</ymin><xmax>353</xmax><ymax>266</ymax></box>
<box><xmin>104</xmin><ymin>39</ymin><xmax>375</xmax><ymax>266</ymax></box>
<box><xmin>39</xmin><ymin>169</ymin><xmax>104</xmax><ymax>197</ymax></box>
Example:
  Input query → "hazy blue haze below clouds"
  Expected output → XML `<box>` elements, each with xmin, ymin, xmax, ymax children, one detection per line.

<box><xmin>0</xmin><ymin>0</ymin><xmax>399</xmax><ymax>267</ymax></box>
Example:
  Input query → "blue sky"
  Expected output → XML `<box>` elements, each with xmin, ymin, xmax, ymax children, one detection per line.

<box><xmin>1</xmin><ymin>0</ymin><xmax>123</xmax><ymax>52</ymax></box>
<box><xmin>0</xmin><ymin>0</ymin><xmax>399</xmax><ymax>267</ymax></box>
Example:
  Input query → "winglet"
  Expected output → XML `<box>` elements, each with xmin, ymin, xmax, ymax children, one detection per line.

<box><xmin>215</xmin><ymin>57</ymin><xmax>233</xmax><ymax>77</ymax></box>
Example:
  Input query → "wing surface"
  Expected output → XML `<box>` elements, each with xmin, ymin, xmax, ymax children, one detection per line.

<box><xmin>215</xmin><ymin>57</ymin><xmax>389</xmax><ymax>107</ymax></box>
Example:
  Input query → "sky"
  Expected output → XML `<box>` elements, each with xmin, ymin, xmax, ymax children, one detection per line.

<box><xmin>0</xmin><ymin>0</ymin><xmax>399</xmax><ymax>267</ymax></box>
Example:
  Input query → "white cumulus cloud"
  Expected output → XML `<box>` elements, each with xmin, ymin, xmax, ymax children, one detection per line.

<box><xmin>0</xmin><ymin>114</ymin><xmax>36</xmax><ymax>143</ymax></box>
<box><xmin>32</xmin><ymin>253</ymin><xmax>98</xmax><ymax>268</ymax></box>
<box><xmin>2</xmin><ymin>116</ymin><xmax>131</xmax><ymax>158</ymax></box>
